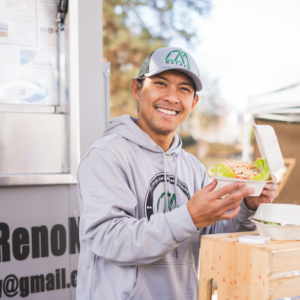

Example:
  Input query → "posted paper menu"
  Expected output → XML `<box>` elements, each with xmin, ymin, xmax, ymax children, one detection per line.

<box><xmin>0</xmin><ymin>0</ymin><xmax>59</xmax><ymax>105</ymax></box>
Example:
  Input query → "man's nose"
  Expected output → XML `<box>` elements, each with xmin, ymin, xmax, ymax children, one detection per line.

<box><xmin>162</xmin><ymin>85</ymin><xmax>179</xmax><ymax>103</ymax></box>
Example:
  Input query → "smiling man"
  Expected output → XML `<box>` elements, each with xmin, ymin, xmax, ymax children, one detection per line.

<box><xmin>76</xmin><ymin>47</ymin><xmax>278</xmax><ymax>300</ymax></box>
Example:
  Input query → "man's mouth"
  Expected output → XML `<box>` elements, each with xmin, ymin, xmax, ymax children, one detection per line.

<box><xmin>156</xmin><ymin>107</ymin><xmax>179</xmax><ymax>116</ymax></box>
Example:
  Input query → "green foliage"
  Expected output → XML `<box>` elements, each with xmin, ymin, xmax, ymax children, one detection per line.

<box><xmin>103</xmin><ymin>0</ymin><xmax>211</xmax><ymax>118</ymax></box>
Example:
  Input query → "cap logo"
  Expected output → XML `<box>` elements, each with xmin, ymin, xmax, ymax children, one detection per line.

<box><xmin>165</xmin><ymin>50</ymin><xmax>190</xmax><ymax>70</ymax></box>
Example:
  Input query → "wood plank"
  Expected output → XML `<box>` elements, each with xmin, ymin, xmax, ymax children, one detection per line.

<box><xmin>268</xmin><ymin>276</ymin><xmax>300</xmax><ymax>300</ymax></box>
<box><xmin>198</xmin><ymin>239</ymin><xmax>214</xmax><ymax>300</ymax></box>
<box><xmin>199</xmin><ymin>232</ymin><xmax>300</xmax><ymax>300</ymax></box>
<box><xmin>256</xmin><ymin>241</ymin><xmax>300</xmax><ymax>253</ymax></box>
<box><xmin>250</xmin><ymin>248</ymin><xmax>270</xmax><ymax>300</ymax></box>
<box><xmin>236</xmin><ymin>242</ymin><xmax>255</xmax><ymax>300</ymax></box>
<box><xmin>200</xmin><ymin>231</ymin><xmax>258</xmax><ymax>241</ymax></box>
<box><xmin>270</xmin><ymin>250</ymin><xmax>300</xmax><ymax>273</ymax></box>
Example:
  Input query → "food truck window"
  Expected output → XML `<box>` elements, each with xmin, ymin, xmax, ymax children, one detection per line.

<box><xmin>0</xmin><ymin>0</ymin><xmax>76</xmax><ymax>186</ymax></box>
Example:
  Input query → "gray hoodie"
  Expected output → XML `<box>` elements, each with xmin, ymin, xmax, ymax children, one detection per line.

<box><xmin>76</xmin><ymin>115</ymin><xmax>256</xmax><ymax>300</ymax></box>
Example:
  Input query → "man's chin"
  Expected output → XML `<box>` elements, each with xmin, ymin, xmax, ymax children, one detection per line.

<box><xmin>150</xmin><ymin>117</ymin><xmax>179</xmax><ymax>135</ymax></box>
<box><xmin>152</xmin><ymin>125</ymin><xmax>177</xmax><ymax>136</ymax></box>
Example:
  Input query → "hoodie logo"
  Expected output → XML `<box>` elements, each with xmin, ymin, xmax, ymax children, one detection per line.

<box><xmin>165</xmin><ymin>50</ymin><xmax>190</xmax><ymax>70</ymax></box>
<box><xmin>144</xmin><ymin>173</ymin><xmax>190</xmax><ymax>220</ymax></box>
<box><xmin>156</xmin><ymin>192</ymin><xmax>178</xmax><ymax>213</ymax></box>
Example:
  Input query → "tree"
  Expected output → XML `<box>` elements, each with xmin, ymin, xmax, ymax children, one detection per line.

<box><xmin>103</xmin><ymin>0</ymin><xmax>211</xmax><ymax>118</ymax></box>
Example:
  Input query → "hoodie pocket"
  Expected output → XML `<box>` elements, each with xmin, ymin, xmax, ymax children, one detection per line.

<box><xmin>127</xmin><ymin>262</ymin><xmax>198</xmax><ymax>300</ymax></box>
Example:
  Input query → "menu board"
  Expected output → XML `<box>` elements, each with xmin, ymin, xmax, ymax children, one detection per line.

<box><xmin>0</xmin><ymin>0</ymin><xmax>59</xmax><ymax>105</ymax></box>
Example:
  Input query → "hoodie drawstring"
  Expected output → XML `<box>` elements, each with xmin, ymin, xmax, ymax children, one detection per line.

<box><xmin>173</xmin><ymin>153</ymin><xmax>179</xmax><ymax>258</ymax></box>
<box><xmin>159</xmin><ymin>147</ymin><xmax>179</xmax><ymax>258</ymax></box>
<box><xmin>173</xmin><ymin>153</ymin><xmax>178</xmax><ymax>210</ymax></box>
<box><xmin>162</xmin><ymin>152</ymin><xmax>168</xmax><ymax>214</ymax></box>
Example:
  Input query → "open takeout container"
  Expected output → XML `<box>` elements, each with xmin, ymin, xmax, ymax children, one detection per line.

<box><xmin>212</xmin><ymin>122</ymin><xmax>285</xmax><ymax>196</ymax></box>
<box><xmin>249</xmin><ymin>203</ymin><xmax>300</xmax><ymax>240</ymax></box>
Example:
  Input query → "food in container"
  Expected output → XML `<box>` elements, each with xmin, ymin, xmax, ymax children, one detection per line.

<box><xmin>251</xmin><ymin>203</ymin><xmax>300</xmax><ymax>225</ymax></box>
<box><xmin>250</xmin><ymin>204</ymin><xmax>300</xmax><ymax>241</ymax></box>
<box><xmin>252</xmin><ymin>219</ymin><xmax>280</xmax><ymax>226</ymax></box>
<box><xmin>210</xmin><ymin>158</ymin><xmax>271</xmax><ymax>180</ymax></box>
<box><xmin>209</xmin><ymin>158</ymin><xmax>271</xmax><ymax>196</ymax></box>
<box><xmin>208</xmin><ymin>123</ymin><xmax>284</xmax><ymax>196</ymax></box>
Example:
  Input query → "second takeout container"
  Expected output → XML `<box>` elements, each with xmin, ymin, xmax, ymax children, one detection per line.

<box><xmin>249</xmin><ymin>219</ymin><xmax>300</xmax><ymax>241</ymax></box>
<box><xmin>252</xmin><ymin>203</ymin><xmax>300</xmax><ymax>225</ymax></box>
<box><xmin>212</xmin><ymin>122</ymin><xmax>285</xmax><ymax>196</ymax></box>
<box><xmin>249</xmin><ymin>204</ymin><xmax>300</xmax><ymax>240</ymax></box>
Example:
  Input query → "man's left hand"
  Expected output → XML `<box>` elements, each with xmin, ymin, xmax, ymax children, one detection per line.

<box><xmin>244</xmin><ymin>177</ymin><xmax>278</xmax><ymax>211</ymax></box>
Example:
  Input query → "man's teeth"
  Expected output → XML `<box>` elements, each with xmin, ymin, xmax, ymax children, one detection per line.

<box><xmin>157</xmin><ymin>108</ymin><xmax>177</xmax><ymax>115</ymax></box>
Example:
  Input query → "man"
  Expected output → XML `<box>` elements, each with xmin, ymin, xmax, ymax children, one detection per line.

<box><xmin>76</xmin><ymin>47</ymin><xmax>278</xmax><ymax>300</ymax></box>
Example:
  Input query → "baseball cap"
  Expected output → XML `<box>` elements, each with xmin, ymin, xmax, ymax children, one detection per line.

<box><xmin>135</xmin><ymin>47</ymin><xmax>202</xmax><ymax>91</ymax></box>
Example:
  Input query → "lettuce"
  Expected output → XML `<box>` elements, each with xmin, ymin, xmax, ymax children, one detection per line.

<box><xmin>263</xmin><ymin>221</ymin><xmax>280</xmax><ymax>226</ymax></box>
<box><xmin>210</xmin><ymin>159</ymin><xmax>271</xmax><ymax>181</ymax></box>
<box><xmin>252</xmin><ymin>159</ymin><xmax>271</xmax><ymax>181</ymax></box>
<box><xmin>254</xmin><ymin>219</ymin><xmax>281</xmax><ymax>225</ymax></box>
<box><xmin>212</xmin><ymin>164</ymin><xmax>236</xmax><ymax>178</ymax></box>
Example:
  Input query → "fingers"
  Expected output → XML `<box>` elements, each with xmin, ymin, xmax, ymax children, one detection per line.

<box><xmin>221</xmin><ymin>188</ymin><xmax>254</xmax><ymax>211</ymax></box>
<box><xmin>261</xmin><ymin>189</ymin><xmax>278</xmax><ymax>198</ymax></box>
<box><xmin>264</xmin><ymin>182</ymin><xmax>278</xmax><ymax>190</ymax></box>
<box><xmin>209</xmin><ymin>182</ymin><xmax>246</xmax><ymax>199</ymax></box>
<box><xmin>271</xmin><ymin>175</ymin><xmax>278</xmax><ymax>183</ymax></box>
<box><xmin>221</xmin><ymin>199</ymin><xmax>243</xmax><ymax>214</ymax></box>
<box><xmin>197</xmin><ymin>180</ymin><xmax>218</xmax><ymax>194</ymax></box>
<box><xmin>220</xmin><ymin>206</ymin><xmax>241</xmax><ymax>221</ymax></box>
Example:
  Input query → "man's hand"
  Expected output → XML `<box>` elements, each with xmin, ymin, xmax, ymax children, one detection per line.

<box><xmin>244</xmin><ymin>178</ymin><xmax>278</xmax><ymax>211</ymax></box>
<box><xmin>187</xmin><ymin>180</ymin><xmax>255</xmax><ymax>229</ymax></box>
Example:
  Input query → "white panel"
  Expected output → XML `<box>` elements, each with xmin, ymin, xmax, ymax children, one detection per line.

<box><xmin>78</xmin><ymin>0</ymin><xmax>104</xmax><ymax>157</ymax></box>
<box><xmin>0</xmin><ymin>113</ymin><xmax>65</xmax><ymax>174</ymax></box>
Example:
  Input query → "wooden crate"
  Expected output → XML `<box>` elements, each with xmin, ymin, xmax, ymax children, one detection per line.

<box><xmin>199</xmin><ymin>231</ymin><xmax>300</xmax><ymax>300</ymax></box>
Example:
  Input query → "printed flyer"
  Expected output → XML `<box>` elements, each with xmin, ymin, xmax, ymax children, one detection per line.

<box><xmin>0</xmin><ymin>0</ymin><xmax>59</xmax><ymax>105</ymax></box>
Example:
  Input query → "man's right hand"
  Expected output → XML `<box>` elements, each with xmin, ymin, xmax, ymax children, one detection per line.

<box><xmin>186</xmin><ymin>179</ymin><xmax>254</xmax><ymax>229</ymax></box>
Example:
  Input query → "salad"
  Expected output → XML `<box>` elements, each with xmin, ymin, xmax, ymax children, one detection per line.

<box><xmin>254</xmin><ymin>219</ymin><xmax>281</xmax><ymax>226</ymax></box>
<box><xmin>210</xmin><ymin>159</ymin><xmax>271</xmax><ymax>181</ymax></box>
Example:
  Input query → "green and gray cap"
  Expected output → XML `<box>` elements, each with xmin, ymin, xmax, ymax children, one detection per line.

<box><xmin>136</xmin><ymin>47</ymin><xmax>202</xmax><ymax>91</ymax></box>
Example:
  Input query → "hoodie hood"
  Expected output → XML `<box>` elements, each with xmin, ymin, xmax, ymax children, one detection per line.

<box><xmin>103</xmin><ymin>115</ymin><xmax>182</xmax><ymax>155</ymax></box>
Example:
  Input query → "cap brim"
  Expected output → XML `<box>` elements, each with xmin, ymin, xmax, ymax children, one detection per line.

<box><xmin>144</xmin><ymin>67</ymin><xmax>202</xmax><ymax>92</ymax></box>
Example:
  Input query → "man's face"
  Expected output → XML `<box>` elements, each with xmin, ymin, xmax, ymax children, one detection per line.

<box><xmin>133</xmin><ymin>70</ymin><xmax>199</xmax><ymax>136</ymax></box>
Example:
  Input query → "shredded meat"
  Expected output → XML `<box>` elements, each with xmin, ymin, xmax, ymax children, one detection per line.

<box><xmin>223</xmin><ymin>160</ymin><xmax>261</xmax><ymax>180</ymax></box>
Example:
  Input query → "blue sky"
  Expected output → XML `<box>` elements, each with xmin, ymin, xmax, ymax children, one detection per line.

<box><xmin>183</xmin><ymin>0</ymin><xmax>300</xmax><ymax>112</ymax></box>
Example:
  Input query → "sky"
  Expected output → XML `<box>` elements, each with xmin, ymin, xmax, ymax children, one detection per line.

<box><xmin>184</xmin><ymin>0</ymin><xmax>300</xmax><ymax>112</ymax></box>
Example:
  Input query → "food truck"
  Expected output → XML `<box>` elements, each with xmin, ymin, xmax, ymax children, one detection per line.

<box><xmin>0</xmin><ymin>1</ymin><xmax>107</xmax><ymax>299</ymax></box>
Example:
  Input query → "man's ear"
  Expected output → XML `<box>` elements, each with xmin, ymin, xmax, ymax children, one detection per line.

<box><xmin>131</xmin><ymin>80</ymin><xmax>140</xmax><ymax>100</ymax></box>
<box><xmin>191</xmin><ymin>94</ymin><xmax>199</xmax><ymax>111</ymax></box>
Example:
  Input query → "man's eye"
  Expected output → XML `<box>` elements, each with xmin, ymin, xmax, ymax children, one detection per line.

<box><xmin>181</xmin><ymin>87</ymin><xmax>191</xmax><ymax>92</ymax></box>
<box><xmin>156</xmin><ymin>81</ymin><xmax>165</xmax><ymax>86</ymax></box>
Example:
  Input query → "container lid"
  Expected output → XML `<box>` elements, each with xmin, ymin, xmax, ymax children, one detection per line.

<box><xmin>252</xmin><ymin>122</ymin><xmax>284</xmax><ymax>178</ymax></box>
<box><xmin>252</xmin><ymin>203</ymin><xmax>300</xmax><ymax>225</ymax></box>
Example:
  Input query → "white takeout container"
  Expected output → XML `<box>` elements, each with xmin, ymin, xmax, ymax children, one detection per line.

<box><xmin>249</xmin><ymin>204</ymin><xmax>300</xmax><ymax>241</ymax></box>
<box><xmin>212</xmin><ymin>122</ymin><xmax>284</xmax><ymax>196</ymax></box>
<box><xmin>250</xmin><ymin>220</ymin><xmax>300</xmax><ymax>241</ymax></box>
<box><xmin>212</xmin><ymin>175</ymin><xmax>266</xmax><ymax>196</ymax></box>
<box><xmin>252</xmin><ymin>203</ymin><xmax>300</xmax><ymax>225</ymax></box>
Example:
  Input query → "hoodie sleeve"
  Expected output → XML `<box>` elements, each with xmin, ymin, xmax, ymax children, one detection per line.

<box><xmin>199</xmin><ymin>171</ymin><xmax>256</xmax><ymax>235</ymax></box>
<box><xmin>78</xmin><ymin>148</ymin><xmax>199</xmax><ymax>266</ymax></box>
